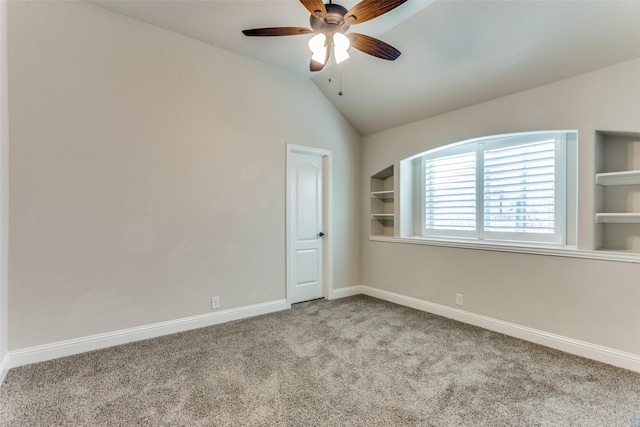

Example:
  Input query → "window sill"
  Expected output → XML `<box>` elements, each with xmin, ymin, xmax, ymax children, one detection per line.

<box><xmin>368</xmin><ymin>235</ymin><xmax>640</xmax><ymax>264</ymax></box>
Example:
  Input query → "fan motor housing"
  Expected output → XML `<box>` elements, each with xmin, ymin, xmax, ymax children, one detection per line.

<box><xmin>310</xmin><ymin>3</ymin><xmax>350</xmax><ymax>34</ymax></box>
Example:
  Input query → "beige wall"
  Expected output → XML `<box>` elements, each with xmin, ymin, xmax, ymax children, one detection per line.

<box><xmin>362</xmin><ymin>58</ymin><xmax>640</xmax><ymax>355</ymax></box>
<box><xmin>1</xmin><ymin>0</ymin><xmax>8</xmax><ymax>366</ymax></box>
<box><xmin>6</xmin><ymin>0</ymin><xmax>638</xmax><ymax>361</ymax></box>
<box><xmin>7</xmin><ymin>1</ymin><xmax>360</xmax><ymax>349</ymax></box>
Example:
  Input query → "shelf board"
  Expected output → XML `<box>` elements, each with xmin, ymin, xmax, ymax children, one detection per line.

<box><xmin>595</xmin><ymin>170</ymin><xmax>640</xmax><ymax>186</ymax></box>
<box><xmin>371</xmin><ymin>214</ymin><xmax>395</xmax><ymax>220</ymax></box>
<box><xmin>371</xmin><ymin>190</ymin><xmax>395</xmax><ymax>199</ymax></box>
<box><xmin>596</xmin><ymin>130</ymin><xmax>640</xmax><ymax>139</ymax></box>
<box><xmin>595</xmin><ymin>213</ymin><xmax>640</xmax><ymax>224</ymax></box>
<box><xmin>371</xmin><ymin>165</ymin><xmax>394</xmax><ymax>180</ymax></box>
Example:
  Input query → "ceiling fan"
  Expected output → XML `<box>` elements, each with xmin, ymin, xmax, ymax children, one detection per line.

<box><xmin>242</xmin><ymin>0</ymin><xmax>407</xmax><ymax>72</ymax></box>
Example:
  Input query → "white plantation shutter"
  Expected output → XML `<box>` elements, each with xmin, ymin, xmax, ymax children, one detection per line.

<box><xmin>483</xmin><ymin>139</ymin><xmax>556</xmax><ymax>234</ymax></box>
<box><xmin>421</xmin><ymin>132</ymin><xmax>566</xmax><ymax>245</ymax></box>
<box><xmin>424</xmin><ymin>151</ymin><xmax>476</xmax><ymax>236</ymax></box>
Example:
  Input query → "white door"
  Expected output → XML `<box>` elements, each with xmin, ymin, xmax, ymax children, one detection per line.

<box><xmin>289</xmin><ymin>152</ymin><xmax>324</xmax><ymax>304</ymax></box>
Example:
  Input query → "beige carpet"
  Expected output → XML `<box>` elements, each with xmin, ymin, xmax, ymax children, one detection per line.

<box><xmin>1</xmin><ymin>295</ymin><xmax>639</xmax><ymax>426</ymax></box>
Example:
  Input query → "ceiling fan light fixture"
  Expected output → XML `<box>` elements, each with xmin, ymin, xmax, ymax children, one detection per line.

<box><xmin>334</xmin><ymin>46</ymin><xmax>350</xmax><ymax>64</ymax></box>
<box><xmin>333</xmin><ymin>32</ymin><xmax>350</xmax><ymax>64</ymax></box>
<box><xmin>308</xmin><ymin>33</ymin><xmax>327</xmax><ymax>64</ymax></box>
<box><xmin>333</xmin><ymin>32</ymin><xmax>350</xmax><ymax>50</ymax></box>
<box><xmin>243</xmin><ymin>0</ymin><xmax>407</xmax><ymax>71</ymax></box>
<box><xmin>311</xmin><ymin>48</ymin><xmax>328</xmax><ymax>64</ymax></box>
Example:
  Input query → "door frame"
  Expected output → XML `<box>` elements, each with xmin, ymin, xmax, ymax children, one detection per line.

<box><xmin>285</xmin><ymin>144</ymin><xmax>333</xmax><ymax>308</ymax></box>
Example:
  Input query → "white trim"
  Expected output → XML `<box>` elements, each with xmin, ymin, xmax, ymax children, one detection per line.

<box><xmin>404</xmin><ymin>129</ymin><xmax>578</xmax><ymax>162</ymax></box>
<box><xmin>7</xmin><ymin>299</ymin><xmax>287</xmax><ymax>369</ymax></box>
<box><xmin>369</xmin><ymin>235</ymin><xmax>640</xmax><ymax>264</ymax></box>
<box><xmin>330</xmin><ymin>285</ymin><xmax>640</xmax><ymax>372</ymax></box>
<box><xmin>3</xmin><ymin>288</ymin><xmax>638</xmax><ymax>378</ymax></box>
<box><xmin>330</xmin><ymin>285</ymin><xmax>364</xmax><ymax>300</ymax></box>
<box><xmin>323</xmin><ymin>151</ymin><xmax>334</xmax><ymax>302</ymax></box>
<box><xmin>358</xmin><ymin>286</ymin><xmax>640</xmax><ymax>373</ymax></box>
<box><xmin>286</xmin><ymin>144</ymin><xmax>333</xmax><ymax>306</ymax></box>
<box><xmin>0</xmin><ymin>352</ymin><xmax>8</xmax><ymax>384</ymax></box>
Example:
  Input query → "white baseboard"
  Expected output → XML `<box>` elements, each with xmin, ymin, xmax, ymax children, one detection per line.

<box><xmin>0</xmin><ymin>352</ymin><xmax>9</xmax><ymax>384</ymax></box>
<box><xmin>330</xmin><ymin>285</ymin><xmax>364</xmax><ymax>299</ymax></box>
<box><xmin>5</xmin><ymin>288</ymin><xmax>639</xmax><ymax>376</ymax></box>
<box><xmin>8</xmin><ymin>299</ymin><xmax>287</xmax><ymax>370</ymax></box>
<box><xmin>334</xmin><ymin>285</ymin><xmax>640</xmax><ymax>373</ymax></box>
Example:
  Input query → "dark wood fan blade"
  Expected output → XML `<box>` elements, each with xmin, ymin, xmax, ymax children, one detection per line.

<box><xmin>242</xmin><ymin>27</ymin><xmax>313</xmax><ymax>37</ymax></box>
<box><xmin>310</xmin><ymin>48</ymin><xmax>331</xmax><ymax>72</ymax></box>
<box><xmin>344</xmin><ymin>0</ymin><xmax>408</xmax><ymax>25</ymax></box>
<box><xmin>300</xmin><ymin>0</ymin><xmax>327</xmax><ymax>18</ymax></box>
<box><xmin>348</xmin><ymin>33</ymin><xmax>401</xmax><ymax>60</ymax></box>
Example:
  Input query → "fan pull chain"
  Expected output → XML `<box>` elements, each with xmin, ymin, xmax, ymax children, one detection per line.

<box><xmin>338</xmin><ymin>61</ymin><xmax>343</xmax><ymax>96</ymax></box>
<box><xmin>327</xmin><ymin>60</ymin><xmax>344</xmax><ymax>96</ymax></box>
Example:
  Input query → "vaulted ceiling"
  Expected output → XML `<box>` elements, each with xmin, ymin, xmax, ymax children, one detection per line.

<box><xmin>91</xmin><ymin>0</ymin><xmax>640</xmax><ymax>135</ymax></box>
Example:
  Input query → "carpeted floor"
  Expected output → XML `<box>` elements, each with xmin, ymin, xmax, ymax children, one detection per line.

<box><xmin>1</xmin><ymin>295</ymin><xmax>639</xmax><ymax>426</ymax></box>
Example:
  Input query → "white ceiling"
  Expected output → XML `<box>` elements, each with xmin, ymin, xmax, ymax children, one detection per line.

<box><xmin>91</xmin><ymin>0</ymin><xmax>640</xmax><ymax>135</ymax></box>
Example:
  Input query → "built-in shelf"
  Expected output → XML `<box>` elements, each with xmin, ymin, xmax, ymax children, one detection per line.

<box><xmin>370</xmin><ymin>165</ymin><xmax>395</xmax><ymax>237</ymax></box>
<box><xmin>371</xmin><ymin>190</ymin><xmax>395</xmax><ymax>199</ymax></box>
<box><xmin>371</xmin><ymin>214</ymin><xmax>395</xmax><ymax>219</ymax></box>
<box><xmin>595</xmin><ymin>213</ymin><xmax>640</xmax><ymax>224</ymax></box>
<box><xmin>594</xmin><ymin>131</ymin><xmax>640</xmax><ymax>252</ymax></box>
<box><xmin>595</xmin><ymin>170</ymin><xmax>640</xmax><ymax>186</ymax></box>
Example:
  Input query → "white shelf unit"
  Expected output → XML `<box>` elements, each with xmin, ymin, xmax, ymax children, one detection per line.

<box><xmin>370</xmin><ymin>165</ymin><xmax>395</xmax><ymax>237</ymax></box>
<box><xmin>371</xmin><ymin>190</ymin><xmax>395</xmax><ymax>199</ymax></box>
<box><xmin>594</xmin><ymin>131</ymin><xmax>640</xmax><ymax>252</ymax></box>
<box><xmin>595</xmin><ymin>170</ymin><xmax>640</xmax><ymax>186</ymax></box>
<box><xmin>595</xmin><ymin>213</ymin><xmax>640</xmax><ymax>224</ymax></box>
<box><xmin>371</xmin><ymin>213</ymin><xmax>395</xmax><ymax>219</ymax></box>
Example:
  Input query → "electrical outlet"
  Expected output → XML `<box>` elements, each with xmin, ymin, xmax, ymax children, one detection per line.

<box><xmin>456</xmin><ymin>293</ymin><xmax>464</xmax><ymax>306</ymax></box>
<box><xmin>211</xmin><ymin>296</ymin><xmax>220</xmax><ymax>310</ymax></box>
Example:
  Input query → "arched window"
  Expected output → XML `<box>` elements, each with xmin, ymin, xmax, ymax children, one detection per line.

<box><xmin>402</xmin><ymin>131</ymin><xmax>576</xmax><ymax>246</ymax></box>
